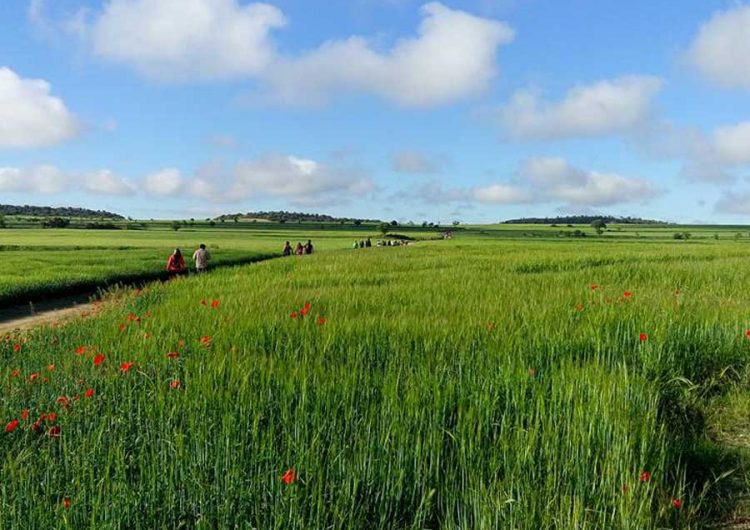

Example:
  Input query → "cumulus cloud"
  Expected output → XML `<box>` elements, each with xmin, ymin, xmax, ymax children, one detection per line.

<box><xmin>83</xmin><ymin>169</ymin><xmax>135</xmax><ymax>196</ymax></box>
<box><xmin>0</xmin><ymin>67</ymin><xmax>80</xmax><ymax>148</ymax></box>
<box><xmin>261</xmin><ymin>2</ymin><xmax>514</xmax><ymax>107</ymax></box>
<box><xmin>0</xmin><ymin>165</ymin><xmax>68</xmax><ymax>193</ymax></box>
<box><xmin>496</xmin><ymin>76</ymin><xmax>663</xmax><ymax>140</ymax></box>
<box><xmin>391</xmin><ymin>150</ymin><xmax>443</xmax><ymax>174</ymax></box>
<box><xmin>72</xmin><ymin>1</ymin><xmax>513</xmax><ymax>107</ymax></box>
<box><xmin>473</xmin><ymin>183</ymin><xmax>531</xmax><ymax>204</ymax></box>
<box><xmin>395</xmin><ymin>180</ymin><xmax>470</xmax><ymax>204</ymax></box>
<box><xmin>688</xmin><ymin>5</ymin><xmax>750</xmax><ymax>89</ymax></box>
<box><xmin>143</xmin><ymin>168</ymin><xmax>183</xmax><ymax>196</ymax></box>
<box><xmin>89</xmin><ymin>0</ymin><xmax>286</xmax><ymax>81</ymax></box>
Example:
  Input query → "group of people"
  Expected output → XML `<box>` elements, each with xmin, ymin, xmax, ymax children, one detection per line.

<box><xmin>353</xmin><ymin>238</ymin><xmax>407</xmax><ymax>248</ymax></box>
<box><xmin>166</xmin><ymin>244</ymin><xmax>211</xmax><ymax>275</ymax></box>
<box><xmin>282</xmin><ymin>240</ymin><xmax>314</xmax><ymax>256</ymax></box>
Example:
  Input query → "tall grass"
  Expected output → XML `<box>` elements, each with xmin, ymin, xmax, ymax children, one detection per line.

<box><xmin>2</xmin><ymin>240</ymin><xmax>750</xmax><ymax>528</ymax></box>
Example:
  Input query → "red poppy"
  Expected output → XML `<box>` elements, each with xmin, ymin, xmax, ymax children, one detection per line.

<box><xmin>84</xmin><ymin>389</ymin><xmax>95</xmax><ymax>398</ymax></box>
<box><xmin>127</xmin><ymin>313</ymin><xmax>139</xmax><ymax>322</ymax></box>
<box><xmin>13</xmin><ymin>343</ymin><xmax>21</xmax><ymax>353</ymax></box>
<box><xmin>47</xmin><ymin>413</ymin><xmax>57</xmax><ymax>423</ymax></box>
<box><xmin>623</xmin><ymin>291</ymin><xmax>633</xmax><ymax>299</ymax></box>
<box><xmin>47</xmin><ymin>364</ymin><xmax>55</xmax><ymax>372</ymax></box>
<box><xmin>281</xmin><ymin>468</ymin><xmax>297</xmax><ymax>485</ymax></box>
<box><xmin>745</xmin><ymin>329</ymin><xmax>750</xmax><ymax>340</ymax></box>
<box><xmin>290</xmin><ymin>312</ymin><xmax>298</xmax><ymax>319</ymax></box>
<box><xmin>56</xmin><ymin>396</ymin><xmax>69</xmax><ymax>407</ymax></box>
<box><xmin>5</xmin><ymin>419</ymin><xmax>19</xmax><ymax>433</ymax></box>
<box><xmin>120</xmin><ymin>362</ymin><xmax>134</xmax><ymax>373</ymax></box>
<box><xmin>10</xmin><ymin>370</ymin><xmax>20</xmax><ymax>378</ymax></box>
<box><xmin>211</xmin><ymin>299</ymin><xmax>220</xmax><ymax>308</ymax></box>
<box><xmin>62</xmin><ymin>498</ymin><xmax>71</xmax><ymax>509</ymax></box>
<box><xmin>31</xmin><ymin>421</ymin><xmax>43</xmax><ymax>433</ymax></box>
<box><xmin>672</xmin><ymin>498</ymin><xmax>682</xmax><ymax>509</ymax></box>
<box><xmin>318</xmin><ymin>317</ymin><xmax>327</xmax><ymax>326</ymax></box>
<box><xmin>200</xmin><ymin>336</ymin><xmax>212</xmax><ymax>347</ymax></box>
<box><xmin>166</xmin><ymin>351</ymin><xmax>180</xmax><ymax>359</ymax></box>
<box><xmin>47</xmin><ymin>425</ymin><xmax>61</xmax><ymax>438</ymax></box>
<box><xmin>639</xmin><ymin>471</ymin><xmax>651</xmax><ymax>482</ymax></box>
<box><xmin>300</xmin><ymin>307</ymin><xmax>309</xmax><ymax>317</ymax></box>
<box><xmin>93</xmin><ymin>354</ymin><xmax>105</xmax><ymax>366</ymax></box>
<box><xmin>119</xmin><ymin>324</ymin><xmax>128</xmax><ymax>332</ymax></box>
<box><xmin>639</xmin><ymin>333</ymin><xmax>648</xmax><ymax>342</ymax></box>
<box><xmin>20</xmin><ymin>409</ymin><xmax>29</xmax><ymax>420</ymax></box>
<box><xmin>591</xmin><ymin>283</ymin><xmax>598</xmax><ymax>290</ymax></box>
<box><xmin>75</xmin><ymin>346</ymin><xmax>86</xmax><ymax>355</ymax></box>
<box><xmin>170</xmin><ymin>379</ymin><xmax>181</xmax><ymax>389</ymax></box>
<box><xmin>28</xmin><ymin>373</ymin><xmax>39</xmax><ymax>383</ymax></box>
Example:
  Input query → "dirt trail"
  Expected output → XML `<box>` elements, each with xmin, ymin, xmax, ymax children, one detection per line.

<box><xmin>0</xmin><ymin>295</ymin><xmax>96</xmax><ymax>334</ymax></box>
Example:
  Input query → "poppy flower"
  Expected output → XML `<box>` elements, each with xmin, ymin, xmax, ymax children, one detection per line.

<box><xmin>290</xmin><ymin>312</ymin><xmax>298</xmax><ymax>319</ymax></box>
<box><xmin>119</xmin><ymin>324</ymin><xmax>128</xmax><ymax>332</ymax></box>
<box><xmin>56</xmin><ymin>396</ymin><xmax>69</xmax><ymax>407</ymax></box>
<box><xmin>20</xmin><ymin>409</ymin><xmax>29</xmax><ymax>420</ymax></box>
<box><xmin>745</xmin><ymin>329</ymin><xmax>750</xmax><ymax>340</ymax></box>
<box><xmin>120</xmin><ymin>362</ymin><xmax>134</xmax><ymax>373</ymax></box>
<box><xmin>318</xmin><ymin>317</ymin><xmax>326</xmax><ymax>326</ymax></box>
<box><xmin>623</xmin><ymin>291</ymin><xmax>633</xmax><ymax>299</ymax></box>
<box><xmin>47</xmin><ymin>364</ymin><xmax>55</xmax><ymax>372</ymax></box>
<box><xmin>47</xmin><ymin>413</ymin><xmax>57</xmax><ymax>423</ymax></box>
<box><xmin>93</xmin><ymin>354</ymin><xmax>105</xmax><ymax>366</ymax></box>
<box><xmin>300</xmin><ymin>307</ymin><xmax>309</xmax><ymax>317</ymax></box>
<box><xmin>200</xmin><ymin>336</ymin><xmax>212</xmax><ymax>347</ymax></box>
<box><xmin>170</xmin><ymin>379</ymin><xmax>181</xmax><ymax>389</ymax></box>
<box><xmin>47</xmin><ymin>425</ymin><xmax>61</xmax><ymax>438</ymax></box>
<box><xmin>639</xmin><ymin>471</ymin><xmax>651</xmax><ymax>482</ymax></box>
<box><xmin>28</xmin><ymin>373</ymin><xmax>39</xmax><ymax>383</ymax></box>
<box><xmin>10</xmin><ymin>370</ymin><xmax>20</xmax><ymax>378</ymax></box>
<box><xmin>75</xmin><ymin>346</ymin><xmax>86</xmax><ymax>355</ymax></box>
<box><xmin>62</xmin><ymin>498</ymin><xmax>71</xmax><ymax>509</ymax></box>
<box><xmin>5</xmin><ymin>419</ymin><xmax>19</xmax><ymax>433</ymax></box>
<box><xmin>211</xmin><ymin>300</ymin><xmax>220</xmax><ymax>308</ymax></box>
<box><xmin>281</xmin><ymin>468</ymin><xmax>297</xmax><ymax>485</ymax></box>
<box><xmin>31</xmin><ymin>421</ymin><xmax>43</xmax><ymax>433</ymax></box>
<box><xmin>639</xmin><ymin>333</ymin><xmax>648</xmax><ymax>342</ymax></box>
<box><xmin>166</xmin><ymin>351</ymin><xmax>180</xmax><ymax>359</ymax></box>
<box><xmin>127</xmin><ymin>313</ymin><xmax>139</xmax><ymax>322</ymax></box>
<box><xmin>84</xmin><ymin>389</ymin><xmax>95</xmax><ymax>398</ymax></box>
<box><xmin>13</xmin><ymin>343</ymin><xmax>21</xmax><ymax>353</ymax></box>
<box><xmin>591</xmin><ymin>283</ymin><xmax>598</xmax><ymax>290</ymax></box>
<box><xmin>672</xmin><ymin>498</ymin><xmax>682</xmax><ymax>509</ymax></box>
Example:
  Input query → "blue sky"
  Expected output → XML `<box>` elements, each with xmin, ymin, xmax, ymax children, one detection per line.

<box><xmin>2</xmin><ymin>0</ymin><xmax>750</xmax><ymax>223</ymax></box>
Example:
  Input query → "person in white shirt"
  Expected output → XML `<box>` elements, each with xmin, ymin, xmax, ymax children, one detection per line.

<box><xmin>192</xmin><ymin>244</ymin><xmax>211</xmax><ymax>273</ymax></box>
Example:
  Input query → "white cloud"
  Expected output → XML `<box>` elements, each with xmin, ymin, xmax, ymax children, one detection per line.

<box><xmin>76</xmin><ymin>1</ymin><xmax>513</xmax><ymax>107</ymax></box>
<box><xmin>89</xmin><ymin>0</ymin><xmax>286</xmax><ymax>81</ymax></box>
<box><xmin>0</xmin><ymin>67</ymin><xmax>80</xmax><ymax>148</ymax></box>
<box><xmin>396</xmin><ymin>180</ymin><xmax>470</xmax><ymax>203</ymax></box>
<box><xmin>229</xmin><ymin>154</ymin><xmax>373</xmax><ymax>206</ymax></box>
<box><xmin>83</xmin><ymin>169</ymin><xmax>135</xmax><ymax>196</ymax></box>
<box><xmin>0</xmin><ymin>165</ymin><xmax>68</xmax><ymax>193</ymax></box>
<box><xmin>261</xmin><ymin>2</ymin><xmax>514</xmax><ymax>107</ymax></box>
<box><xmin>496</xmin><ymin>76</ymin><xmax>663</xmax><ymax>140</ymax></box>
<box><xmin>688</xmin><ymin>5</ymin><xmax>750</xmax><ymax>89</ymax></box>
<box><xmin>391</xmin><ymin>150</ymin><xmax>442</xmax><ymax>174</ymax></box>
<box><xmin>473</xmin><ymin>183</ymin><xmax>531</xmax><ymax>204</ymax></box>
<box><xmin>711</xmin><ymin>122</ymin><xmax>750</xmax><ymax>166</ymax></box>
<box><xmin>143</xmin><ymin>168</ymin><xmax>183</xmax><ymax>196</ymax></box>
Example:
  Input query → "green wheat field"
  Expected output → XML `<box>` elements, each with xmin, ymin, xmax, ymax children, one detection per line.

<box><xmin>4</xmin><ymin>222</ymin><xmax>750</xmax><ymax>529</ymax></box>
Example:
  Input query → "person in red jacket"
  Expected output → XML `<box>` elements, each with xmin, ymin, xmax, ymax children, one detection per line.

<box><xmin>166</xmin><ymin>248</ymin><xmax>186</xmax><ymax>276</ymax></box>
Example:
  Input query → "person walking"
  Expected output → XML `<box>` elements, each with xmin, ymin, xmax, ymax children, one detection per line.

<box><xmin>283</xmin><ymin>241</ymin><xmax>293</xmax><ymax>256</ymax></box>
<box><xmin>192</xmin><ymin>244</ymin><xmax>211</xmax><ymax>273</ymax></box>
<box><xmin>304</xmin><ymin>240</ymin><xmax>314</xmax><ymax>255</ymax></box>
<box><xmin>166</xmin><ymin>248</ymin><xmax>186</xmax><ymax>276</ymax></box>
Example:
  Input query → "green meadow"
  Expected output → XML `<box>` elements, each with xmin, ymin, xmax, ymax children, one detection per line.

<box><xmin>2</xmin><ymin>223</ymin><xmax>750</xmax><ymax>528</ymax></box>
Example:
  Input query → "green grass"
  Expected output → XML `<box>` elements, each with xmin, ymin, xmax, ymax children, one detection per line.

<box><xmin>3</xmin><ymin>227</ymin><xmax>750</xmax><ymax>527</ymax></box>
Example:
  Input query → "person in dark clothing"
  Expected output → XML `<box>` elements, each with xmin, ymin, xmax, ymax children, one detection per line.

<box><xmin>304</xmin><ymin>240</ymin><xmax>314</xmax><ymax>255</ymax></box>
<box><xmin>282</xmin><ymin>241</ymin><xmax>293</xmax><ymax>256</ymax></box>
<box><xmin>365</xmin><ymin>238</ymin><xmax>372</xmax><ymax>248</ymax></box>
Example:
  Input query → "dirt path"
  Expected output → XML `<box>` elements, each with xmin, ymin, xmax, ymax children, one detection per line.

<box><xmin>0</xmin><ymin>295</ymin><xmax>96</xmax><ymax>334</ymax></box>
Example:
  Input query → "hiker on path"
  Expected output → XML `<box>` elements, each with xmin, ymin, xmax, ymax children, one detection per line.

<box><xmin>192</xmin><ymin>244</ymin><xmax>211</xmax><ymax>272</ymax></box>
<box><xmin>304</xmin><ymin>240</ymin><xmax>314</xmax><ymax>255</ymax></box>
<box><xmin>283</xmin><ymin>241</ymin><xmax>293</xmax><ymax>256</ymax></box>
<box><xmin>166</xmin><ymin>248</ymin><xmax>186</xmax><ymax>276</ymax></box>
<box><xmin>295</xmin><ymin>242</ymin><xmax>304</xmax><ymax>256</ymax></box>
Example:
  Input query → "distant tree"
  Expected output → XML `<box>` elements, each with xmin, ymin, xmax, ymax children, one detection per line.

<box><xmin>209</xmin><ymin>220</ymin><xmax>216</xmax><ymax>227</ymax></box>
<box><xmin>673</xmin><ymin>232</ymin><xmax>684</xmax><ymax>240</ymax></box>
<box><xmin>41</xmin><ymin>217</ymin><xmax>70</xmax><ymax>229</ymax></box>
<box><xmin>390</xmin><ymin>220</ymin><xmax>398</xmax><ymax>226</ymax></box>
<box><xmin>590</xmin><ymin>219</ymin><xmax>607</xmax><ymax>234</ymax></box>
<box><xmin>0</xmin><ymin>215</ymin><xmax>5</xmax><ymax>228</ymax></box>
<box><xmin>453</xmin><ymin>220</ymin><xmax>460</xmax><ymax>226</ymax></box>
<box><xmin>378</xmin><ymin>222</ymin><xmax>391</xmax><ymax>236</ymax></box>
<box><xmin>353</xmin><ymin>220</ymin><xmax>362</xmax><ymax>226</ymax></box>
<box><xmin>171</xmin><ymin>221</ymin><xmax>182</xmax><ymax>231</ymax></box>
<box><xmin>234</xmin><ymin>217</ymin><xmax>239</xmax><ymax>223</ymax></box>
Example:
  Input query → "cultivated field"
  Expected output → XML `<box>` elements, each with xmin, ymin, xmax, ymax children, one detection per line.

<box><xmin>2</xmin><ymin>224</ymin><xmax>750</xmax><ymax>528</ymax></box>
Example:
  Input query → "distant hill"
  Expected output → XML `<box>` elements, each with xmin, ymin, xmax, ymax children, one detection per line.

<box><xmin>0</xmin><ymin>204</ymin><xmax>124</xmax><ymax>219</ymax></box>
<box><xmin>216</xmin><ymin>210</ymin><xmax>381</xmax><ymax>224</ymax></box>
<box><xmin>502</xmin><ymin>215</ymin><xmax>670</xmax><ymax>225</ymax></box>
